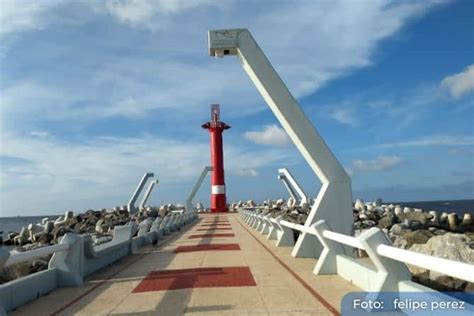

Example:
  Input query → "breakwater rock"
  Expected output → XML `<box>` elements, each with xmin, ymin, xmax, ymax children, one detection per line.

<box><xmin>1</xmin><ymin>203</ymin><xmax>183</xmax><ymax>284</ymax></box>
<box><xmin>231</xmin><ymin>197</ymin><xmax>473</xmax><ymax>291</ymax></box>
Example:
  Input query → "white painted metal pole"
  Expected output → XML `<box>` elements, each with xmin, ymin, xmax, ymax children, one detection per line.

<box><xmin>278</xmin><ymin>174</ymin><xmax>298</xmax><ymax>202</ymax></box>
<box><xmin>185</xmin><ymin>166</ymin><xmax>212</xmax><ymax>211</ymax></box>
<box><xmin>127</xmin><ymin>172</ymin><xmax>154</xmax><ymax>213</ymax></box>
<box><xmin>278</xmin><ymin>168</ymin><xmax>308</xmax><ymax>205</ymax></box>
<box><xmin>208</xmin><ymin>29</ymin><xmax>353</xmax><ymax>258</ymax></box>
<box><xmin>139</xmin><ymin>179</ymin><xmax>159</xmax><ymax>211</ymax></box>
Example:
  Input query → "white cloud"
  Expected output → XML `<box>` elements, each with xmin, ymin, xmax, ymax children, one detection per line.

<box><xmin>0</xmin><ymin>0</ymin><xmax>453</xmax><ymax>215</ymax></box>
<box><xmin>373</xmin><ymin>135</ymin><xmax>474</xmax><ymax>148</ymax></box>
<box><xmin>1</xmin><ymin>1</ymin><xmax>448</xmax><ymax>122</ymax></box>
<box><xmin>105</xmin><ymin>0</ymin><xmax>156</xmax><ymax>25</ymax></box>
<box><xmin>441</xmin><ymin>64</ymin><xmax>474</xmax><ymax>99</ymax></box>
<box><xmin>320</xmin><ymin>82</ymin><xmax>449</xmax><ymax>128</ymax></box>
<box><xmin>353</xmin><ymin>155</ymin><xmax>402</xmax><ymax>172</ymax></box>
<box><xmin>0</xmin><ymin>132</ymin><xmax>289</xmax><ymax>215</ymax></box>
<box><xmin>0</xmin><ymin>1</ymin><xmax>61</xmax><ymax>39</ymax></box>
<box><xmin>233</xmin><ymin>168</ymin><xmax>259</xmax><ymax>177</ymax></box>
<box><xmin>329</xmin><ymin>107</ymin><xmax>358</xmax><ymax>126</ymax></box>
<box><xmin>244</xmin><ymin>125</ymin><xmax>291</xmax><ymax>147</ymax></box>
<box><xmin>103</xmin><ymin>0</ymin><xmax>220</xmax><ymax>30</ymax></box>
<box><xmin>30</xmin><ymin>131</ymin><xmax>52</xmax><ymax>139</ymax></box>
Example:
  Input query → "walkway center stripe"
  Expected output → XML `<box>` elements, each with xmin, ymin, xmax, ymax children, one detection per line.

<box><xmin>188</xmin><ymin>233</ymin><xmax>235</xmax><ymax>239</ymax></box>
<box><xmin>201</xmin><ymin>223</ymin><xmax>231</xmax><ymax>226</ymax></box>
<box><xmin>196</xmin><ymin>228</ymin><xmax>232</xmax><ymax>231</ymax></box>
<box><xmin>173</xmin><ymin>243</ymin><xmax>240</xmax><ymax>253</ymax></box>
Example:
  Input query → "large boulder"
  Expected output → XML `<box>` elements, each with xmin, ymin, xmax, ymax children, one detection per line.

<box><xmin>398</xmin><ymin>211</ymin><xmax>433</xmax><ymax>224</ymax></box>
<box><xmin>392</xmin><ymin>235</ymin><xmax>408</xmax><ymax>249</ymax></box>
<box><xmin>390</xmin><ymin>223</ymin><xmax>408</xmax><ymax>236</ymax></box>
<box><xmin>377</xmin><ymin>212</ymin><xmax>395</xmax><ymax>229</ymax></box>
<box><xmin>299</xmin><ymin>202</ymin><xmax>310</xmax><ymax>214</ymax></box>
<box><xmin>297</xmin><ymin>214</ymin><xmax>307</xmax><ymax>225</ymax></box>
<box><xmin>361</xmin><ymin>220</ymin><xmax>376</xmax><ymax>228</ymax></box>
<box><xmin>275</xmin><ymin>198</ymin><xmax>285</xmax><ymax>206</ymax></box>
<box><xmin>51</xmin><ymin>226</ymin><xmax>73</xmax><ymax>243</ymax></box>
<box><xmin>409</xmin><ymin>233</ymin><xmax>474</xmax><ymax>290</ymax></box>
<box><xmin>410</xmin><ymin>233</ymin><xmax>473</xmax><ymax>265</ymax></box>
<box><xmin>246</xmin><ymin>200</ymin><xmax>256</xmax><ymax>208</ymax></box>
<box><xmin>401</xmin><ymin>230</ymin><xmax>434</xmax><ymax>248</ymax></box>
<box><xmin>394</xmin><ymin>206</ymin><xmax>403</xmax><ymax>216</ymax></box>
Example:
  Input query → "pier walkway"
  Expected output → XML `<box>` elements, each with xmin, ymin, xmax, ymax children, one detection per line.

<box><xmin>11</xmin><ymin>213</ymin><xmax>357</xmax><ymax>315</ymax></box>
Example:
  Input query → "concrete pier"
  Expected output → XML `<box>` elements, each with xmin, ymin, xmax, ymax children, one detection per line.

<box><xmin>10</xmin><ymin>213</ymin><xmax>356</xmax><ymax>315</ymax></box>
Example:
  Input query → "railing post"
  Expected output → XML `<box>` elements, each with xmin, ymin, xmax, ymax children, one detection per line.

<box><xmin>167</xmin><ymin>214</ymin><xmax>176</xmax><ymax>232</ymax></box>
<box><xmin>137</xmin><ymin>220</ymin><xmax>153</xmax><ymax>245</ymax></box>
<box><xmin>159</xmin><ymin>216</ymin><xmax>170</xmax><ymax>235</ymax></box>
<box><xmin>251</xmin><ymin>213</ymin><xmax>259</xmax><ymax>228</ymax></box>
<box><xmin>260</xmin><ymin>215</ymin><xmax>270</xmax><ymax>235</ymax></box>
<box><xmin>358</xmin><ymin>228</ymin><xmax>411</xmax><ymax>294</ymax></box>
<box><xmin>151</xmin><ymin>217</ymin><xmax>163</xmax><ymax>237</ymax></box>
<box><xmin>246</xmin><ymin>212</ymin><xmax>253</xmax><ymax>225</ymax></box>
<box><xmin>256</xmin><ymin>213</ymin><xmax>265</xmax><ymax>230</ymax></box>
<box><xmin>312</xmin><ymin>220</ymin><xmax>345</xmax><ymax>275</ymax></box>
<box><xmin>275</xmin><ymin>218</ymin><xmax>295</xmax><ymax>247</ymax></box>
<box><xmin>267</xmin><ymin>216</ymin><xmax>281</xmax><ymax>240</ymax></box>
<box><xmin>49</xmin><ymin>233</ymin><xmax>84</xmax><ymax>287</ymax></box>
<box><xmin>255</xmin><ymin>214</ymin><xmax>264</xmax><ymax>231</ymax></box>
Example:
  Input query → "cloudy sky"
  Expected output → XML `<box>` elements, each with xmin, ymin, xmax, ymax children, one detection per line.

<box><xmin>0</xmin><ymin>0</ymin><xmax>473</xmax><ymax>216</ymax></box>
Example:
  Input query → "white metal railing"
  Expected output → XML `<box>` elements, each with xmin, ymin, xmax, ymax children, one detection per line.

<box><xmin>0</xmin><ymin>209</ymin><xmax>198</xmax><ymax>313</ymax></box>
<box><xmin>377</xmin><ymin>244</ymin><xmax>474</xmax><ymax>283</ymax></box>
<box><xmin>322</xmin><ymin>230</ymin><xmax>363</xmax><ymax>249</ymax></box>
<box><xmin>238</xmin><ymin>209</ymin><xmax>474</xmax><ymax>292</ymax></box>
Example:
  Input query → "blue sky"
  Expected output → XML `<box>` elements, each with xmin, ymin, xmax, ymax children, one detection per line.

<box><xmin>0</xmin><ymin>0</ymin><xmax>473</xmax><ymax>216</ymax></box>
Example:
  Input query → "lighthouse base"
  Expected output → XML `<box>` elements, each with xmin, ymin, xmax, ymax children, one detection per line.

<box><xmin>211</xmin><ymin>194</ymin><xmax>228</xmax><ymax>213</ymax></box>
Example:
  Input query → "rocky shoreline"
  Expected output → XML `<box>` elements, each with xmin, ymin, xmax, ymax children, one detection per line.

<box><xmin>0</xmin><ymin>203</ymin><xmax>183</xmax><ymax>284</ymax></box>
<box><xmin>230</xmin><ymin>198</ymin><xmax>474</xmax><ymax>291</ymax></box>
<box><xmin>1</xmin><ymin>198</ymin><xmax>473</xmax><ymax>291</ymax></box>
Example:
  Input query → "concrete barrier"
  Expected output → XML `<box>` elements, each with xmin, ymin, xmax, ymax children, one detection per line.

<box><xmin>239</xmin><ymin>209</ymin><xmax>474</xmax><ymax>299</ymax></box>
<box><xmin>0</xmin><ymin>211</ymin><xmax>198</xmax><ymax>313</ymax></box>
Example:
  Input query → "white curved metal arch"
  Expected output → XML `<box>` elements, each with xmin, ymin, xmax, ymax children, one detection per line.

<box><xmin>127</xmin><ymin>172</ymin><xmax>154</xmax><ymax>213</ymax></box>
<box><xmin>185</xmin><ymin>166</ymin><xmax>212</xmax><ymax>212</ymax></box>
<box><xmin>139</xmin><ymin>179</ymin><xmax>159</xmax><ymax>210</ymax></box>
<box><xmin>278</xmin><ymin>168</ymin><xmax>308</xmax><ymax>206</ymax></box>
<box><xmin>208</xmin><ymin>29</ymin><xmax>353</xmax><ymax>258</ymax></box>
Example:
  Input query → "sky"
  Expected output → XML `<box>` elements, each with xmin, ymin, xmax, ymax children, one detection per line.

<box><xmin>0</xmin><ymin>0</ymin><xmax>473</xmax><ymax>217</ymax></box>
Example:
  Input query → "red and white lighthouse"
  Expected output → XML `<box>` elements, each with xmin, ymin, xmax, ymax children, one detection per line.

<box><xmin>202</xmin><ymin>104</ymin><xmax>230</xmax><ymax>213</ymax></box>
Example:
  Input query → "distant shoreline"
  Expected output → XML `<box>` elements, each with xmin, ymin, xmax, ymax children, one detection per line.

<box><xmin>387</xmin><ymin>199</ymin><xmax>473</xmax><ymax>215</ymax></box>
<box><xmin>0</xmin><ymin>198</ymin><xmax>473</xmax><ymax>219</ymax></box>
